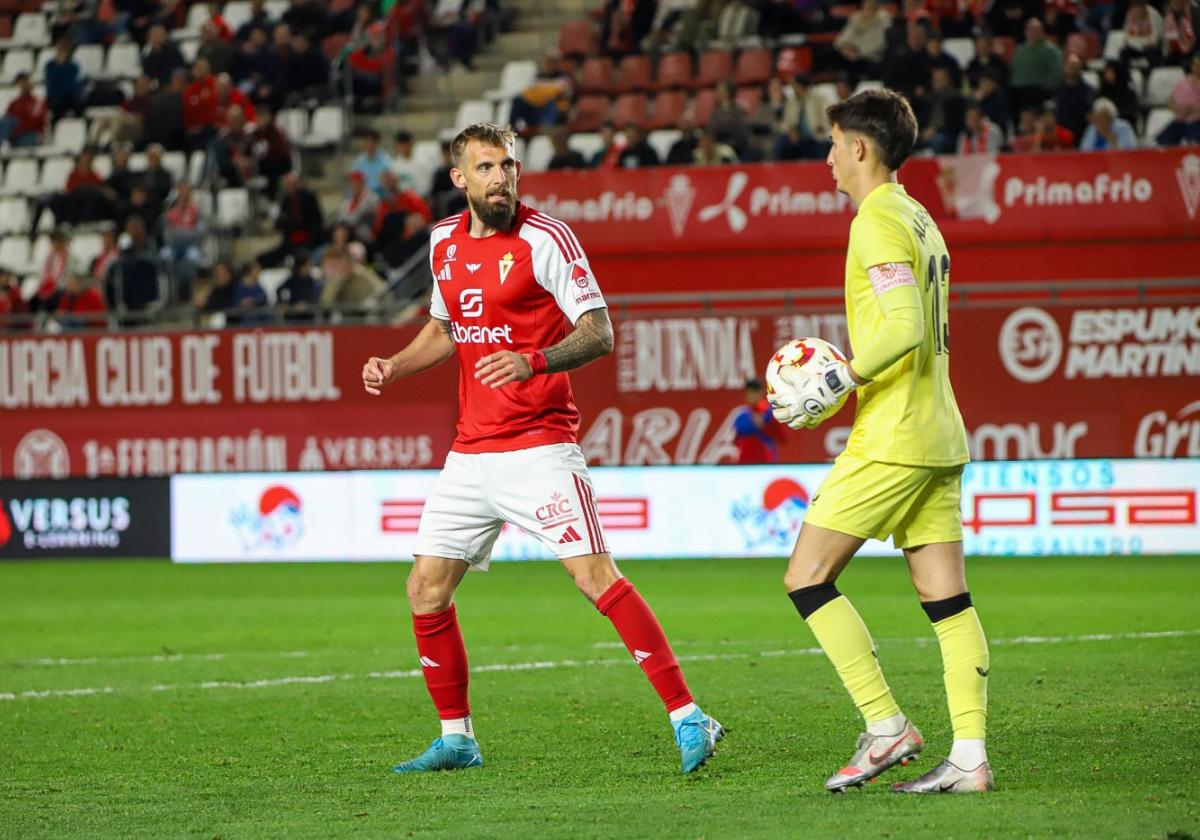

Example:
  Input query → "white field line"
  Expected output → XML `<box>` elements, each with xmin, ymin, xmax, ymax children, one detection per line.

<box><xmin>2</xmin><ymin>628</ymin><xmax>1197</xmax><ymax>703</ymax></box>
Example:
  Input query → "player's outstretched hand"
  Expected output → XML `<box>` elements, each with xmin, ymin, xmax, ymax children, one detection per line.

<box><xmin>475</xmin><ymin>351</ymin><xmax>533</xmax><ymax>388</ymax></box>
<box><xmin>363</xmin><ymin>356</ymin><xmax>396</xmax><ymax>396</ymax></box>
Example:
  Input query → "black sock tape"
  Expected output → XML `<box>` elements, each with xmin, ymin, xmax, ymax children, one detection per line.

<box><xmin>921</xmin><ymin>591</ymin><xmax>973</xmax><ymax>623</ymax></box>
<box><xmin>788</xmin><ymin>582</ymin><xmax>841</xmax><ymax>620</ymax></box>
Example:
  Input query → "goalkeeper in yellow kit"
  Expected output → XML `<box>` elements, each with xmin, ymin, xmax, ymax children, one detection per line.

<box><xmin>768</xmin><ymin>89</ymin><xmax>992</xmax><ymax>794</ymax></box>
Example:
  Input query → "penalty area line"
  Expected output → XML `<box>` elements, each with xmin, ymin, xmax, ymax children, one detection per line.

<box><xmin>3</xmin><ymin>628</ymin><xmax>1198</xmax><ymax>702</ymax></box>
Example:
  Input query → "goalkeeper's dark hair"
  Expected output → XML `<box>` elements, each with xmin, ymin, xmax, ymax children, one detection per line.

<box><xmin>826</xmin><ymin>89</ymin><xmax>919</xmax><ymax>172</ymax></box>
<box><xmin>450</xmin><ymin>122</ymin><xmax>517</xmax><ymax>168</ymax></box>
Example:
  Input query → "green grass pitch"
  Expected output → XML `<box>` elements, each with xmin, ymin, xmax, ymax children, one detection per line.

<box><xmin>2</xmin><ymin>555</ymin><xmax>1198</xmax><ymax>839</ymax></box>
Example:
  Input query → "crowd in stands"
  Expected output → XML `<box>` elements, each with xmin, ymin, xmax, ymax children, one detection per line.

<box><xmin>512</xmin><ymin>0</ymin><xmax>1199</xmax><ymax>168</ymax></box>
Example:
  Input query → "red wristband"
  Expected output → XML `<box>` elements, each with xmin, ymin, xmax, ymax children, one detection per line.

<box><xmin>528</xmin><ymin>350</ymin><xmax>548</xmax><ymax>376</ymax></box>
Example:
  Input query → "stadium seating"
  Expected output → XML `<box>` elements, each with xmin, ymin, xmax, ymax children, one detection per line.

<box><xmin>1145</xmin><ymin>67</ymin><xmax>1184</xmax><ymax>107</ymax></box>
<box><xmin>611</xmin><ymin>93</ymin><xmax>649</xmax><ymax>129</ymax></box>
<box><xmin>942</xmin><ymin>38</ymin><xmax>975</xmax><ymax>68</ymax></box>
<box><xmin>653</xmin><ymin>52</ymin><xmax>693</xmax><ymax>90</ymax></box>
<box><xmin>1142</xmin><ymin>107</ymin><xmax>1174</xmax><ymax>144</ymax></box>
<box><xmin>735</xmin><ymin>86</ymin><xmax>762</xmax><ymax>115</ymax></box>
<box><xmin>578</xmin><ymin>56</ymin><xmax>615</xmax><ymax>95</ymax></box>
<box><xmin>1064</xmin><ymin>32</ymin><xmax>1101</xmax><ymax>62</ymax></box>
<box><xmin>102</xmin><ymin>42</ymin><xmax>141</xmax><ymax>80</ymax></box>
<box><xmin>694</xmin><ymin>50</ymin><xmax>735</xmax><ymax>90</ymax></box>
<box><xmin>570</xmin><ymin>94</ymin><xmax>609</xmax><ymax>132</ymax></box>
<box><xmin>34</xmin><ymin>156</ymin><xmax>72</xmax><ymax>195</ymax></box>
<box><xmin>4</xmin><ymin>11</ymin><xmax>48</xmax><ymax>48</ymax></box>
<box><xmin>614</xmin><ymin>55</ymin><xmax>652</xmax><ymax>94</ymax></box>
<box><xmin>484</xmin><ymin>59</ymin><xmax>538</xmax><ymax>102</ymax></box>
<box><xmin>0</xmin><ymin>47</ymin><xmax>32</xmax><ymax>84</ymax></box>
<box><xmin>216</xmin><ymin>187</ymin><xmax>251</xmax><ymax>231</ymax></box>
<box><xmin>558</xmin><ymin>19</ymin><xmax>595</xmax><ymax>59</ymax></box>
<box><xmin>566</xmin><ymin>131</ymin><xmax>604</xmax><ymax>163</ymax></box>
<box><xmin>647</xmin><ymin>129</ymin><xmax>682</xmax><ymax>161</ymax></box>
<box><xmin>523</xmin><ymin>133</ymin><xmax>554</xmax><ymax>171</ymax></box>
<box><xmin>301</xmin><ymin>106</ymin><xmax>347</xmax><ymax>149</ymax></box>
<box><xmin>775</xmin><ymin>46</ymin><xmax>813</xmax><ymax>78</ymax></box>
<box><xmin>692</xmin><ymin>87</ymin><xmax>718</xmax><ymax>126</ymax></box>
<box><xmin>0</xmin><ymin>157</ymin><xmax>36</xmax><ymax>196</ymax></box>
<box><xmin>734</xmin><ymin>48</ymin><xmax>773</xmax><ymax>87</ymax></box>
<box><xmin>645</xmin><ymin>90</ymin><xmax>688</xmax><ymax>130</ymax></box>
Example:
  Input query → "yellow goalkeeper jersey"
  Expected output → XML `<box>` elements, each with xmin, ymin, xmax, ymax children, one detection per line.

<box><xmin>843</xmin><ymin>182</ymin><xmax>969</xmax><ymax>467</ymax></box>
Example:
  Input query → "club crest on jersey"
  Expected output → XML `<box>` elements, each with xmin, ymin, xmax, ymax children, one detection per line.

<box><xmin>498</xmin><ymin>252</ymin><xmax>515</xmax><ymax>285</ymax></box>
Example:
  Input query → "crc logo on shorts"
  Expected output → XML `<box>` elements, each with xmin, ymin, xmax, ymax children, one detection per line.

<box><xmin>535</xmin><ymin>491</ymin><xmax>578</xmax><ymax>530</ymax></box>
<box><xmin>459</xmin><ymin>288</ymin><xmax>484</xmax><ymax>318</ymax></box>
<box><xmin>998</xmin><ymin>307</ymin><xmax>1063</xmax><ymax>383</ymax></box>
<box><xmin>730</xmin><ymin>478</ymin><xmax>810</xmax><ymax>549</ymax></box>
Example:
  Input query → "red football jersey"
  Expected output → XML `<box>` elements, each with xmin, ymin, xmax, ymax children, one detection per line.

<box><xmin>428</xmin><ymin>203</ymin><xmax>607</xmax><ymax>454</ymax></box>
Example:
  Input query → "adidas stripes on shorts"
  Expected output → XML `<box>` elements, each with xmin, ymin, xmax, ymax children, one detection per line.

<box><xmin>413</xmin><ymin>443</ymin><xmax>609</xmax><ymax>569</ymax></box>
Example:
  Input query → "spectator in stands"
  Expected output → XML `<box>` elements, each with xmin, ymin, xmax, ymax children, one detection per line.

<box><xmin>319</xmin><ymin>245</ymin><xmax>384</xmax><ymax>310</ymax></box>
<box><xmin>694</xmin><ymin>128</ymin><xmax>739</xmax><ymax>165</ymax></box>
<box><xmin>884</xmin><ymin>22</ymin><xmax>933</xmax><ymax>99</ymax></box>
<box><xmin>348</xmin><ymin>21</ymin><xmax>390</xmax><ymax>109</ymax></box>
<box><xmin>957</xmin><ymin>101</ymin><xmax>1004</xmax><ymax>152</ymax></box>
<box><xmin>428</xmin><ymin>141</ymin><xmax>466</xmax><ymax>217</ymax></box>
<box><xmin>89</xmin><ymin>74</ymin><xmax>154</xmax><ymax>148</ymax></box>
<box><xmin>44</xmin><ymin>38</ymin><xmax>87</xmax><ymax>123</ymax></box>
<box><xmin>1010</xmin><ymin>17</ymin><xmax>1064</xmax><ymax>110</ymax></box>
<box><xmin>142</xmin><ymin>144</ymin><xmax>174</xmax><ymax>209</ymax></box>
<box><xmin>388</xmin><ymin>0</ymin><xmax>428</xmax><ymax>96</ymax></box>
<box><xmin>246</xmin><ymin>106</ymin><xmax>293</xmax><ymax>194</ymax></box>
<box><xmin>1156</xmin><ymin>52</ymin><xmax>1200</xmax><ymax>145</ymax></box>
<box><xmin>160</xmin><ymin>180</ymin><xmax>208</xmax><ymax>297</ymax></box>
<box><xmin>925</xmin><ymin>32</ymin><xmax>963</xmax><ymax>87</ymax></box>
<box><xmin>350</xmin><ymin>129</ymin><xmax>393</xmax><ymax>195</ymax></box>
<box><xmin>1012</xmin><ymin>102</ymin><xmax>1075</xmax><ymax>149</ymax></box>
<box><xmin>0</xmin><ymin>271</ymin><xmax>27</xmax><ymax>326</ymax></box>
<box><xmin>1122</xmin><ymin>0</ymin><xmax>1165</xmax><ymax>68</ymax></box>
<box><xmin>834</xmin><ymin>0</ymin><xmax>892</xmax><ymax>78</ymax></box>
<box><xmin>733</xmin><ymin>378</ymin><xmax>785</xmax><ymax>464</ymax></box>
<box><xmin>1055</xmin><ymin>54</ymin><xmax>1093</xmax><ymax>145</ymax></box>
<box><xmin>106</xmin><ymin>216</ymin><xmax>161</xmax><ymax>313</ymax></box>
<box><xmin>283</xmin><ymin>0</ymin><xmax>329</xmax><ymax>39</ymax></box>
<box><xmin>973</xmin><ymin>67</ymin><xmax>1012</xmax><ymax>135</ymax></box>
<box><xmin>429</xmin><ymin>0</ymin><xmax>482</xmax><ymax>71</ymax></box>
<box><xmin>30</xmin><ymin>149</ymin><xmax>115</xmax><ymax>234</ymax></box>
<box><xmin>105</xmin><ymin>144</ymin><xmax>139</xmax><ymax>218</ymax></box>
<box><xmin>0</xmin><ymin>74</ymin><xmax>47</xmax><ymax>148</ymax></box>
<box><xmin>1162</xmin><ymin>0</ymin><xmax>1199</xmax><ymax>65</ymax></box>
<box><xmin>184</xmin><ymin>59</ymin><xmax>221</xmax><ymax>153</ymax></box>
<box><xmin>277</xmin><ymin>250</ymin><xmax>319</xmax><ymax>321</ymax></box>
<box><xmin>231</xmin><ymin>260</ymin><xmax>270</xmax><ymax>324</ymax></box>
<box><xmin>121</xmin><ymin>184</ymin><xmax>164</xmax><ymax>238</ymax></box>
<box><xmin>710</xmin><ymin>81</ymin><xmax>752</xmax><ymax>157</ymax></box>
<box><xmin>390</xmin><ymin>131</ymin><xmax>433</xmax><ymax>196</ymax></box>
<box><xmin>1079</xmin><ymin>96</ymin><xmax>1138</xmax><ymax>149</ymax></box>
<box><xmin>917</xmin><ymin>66</ymin><xmax>967</xmax><ymax>153</ymax></box>
<box><xmin>751</xmin><ymin>76</ymin><xmax>791</xmax><ymax>158</ymax></box>
<box><xmin>199</xmin><ymin>21</ymin><xmax>235</xmax><ymax>76</ymax></box>
<box><xmin>142</xmin><ymin>25</ymin><xmax>187</xmax><ymax>89</ymax></box>
<box><xmin>260</xmin><ymin>172</ymin><xmax>324</xmax><ymax>267</ymax></box>
<box><xmin>618</xmin><ymin>123</ymin><xmax>660</xmax><ymax>167</ymax></box>
<box><xmin>508</xmin><ymin>56</ymin><xmax>573</xmax><ymax>132</ymax></box>
<box><xmin>1043</xmin><ymin>0</ymin><xmax>1080</xmax><ymax>44</ymax></box>
<box><xmin>233</xmin><ymin>26</ymin><xmax>272</xmax><ymax>99</ymax></box>
<box><xmin>372</xmin><ymin>170</ymin><xmax>432</xmax><ymax>242</ymax></box>
<box><xmin>1098</xmin><ymin>59</ymin><xmax>1142</xmax><ymax>126</ymax></box>
<box><xmin>286</xmin><ymin>32</ymin><xmax>330</xmax><ymax>104</ymax></box>
<box><xmin>91</xmin><ymin>225</ymin><xmax>120</xmax><ymax>286</ymax></box>
<box><xmin>213</xmin><ymin>104</ymin><xmax>255</xmax><ymax>186</ymax></box>
<box><xmin>54</xmin><ymin>272</ymin><xmax>107</xmax><ymax>329</ymax></box>
<box><xmin>966</xmin><ymin>29</ymin><xmax>1008</xmax><ymax>88</ymax></box>
<box><xmin>590</xmin><ymin>122</ymin><xmax>624</xmax><ymax>168</ymax></box>
<box><xmin>144</xmin><ymin>69</ymin><xmax>188</xmax><ymax>151</ymax></box>
<box><xmin>335</xmin><ymin>170</ymin><xmax>381</xmax><ymax>245</ymax></box>
<box><xmin>786</xmin><ymin>74</ymin><xmax>833</xmax><ymax>158</ymax></box>
<box><xmin>601</xmin><ymin>0</ymin><xmax>658</xmax><ymax>54</ymax></box>
<box><xmin>666</xmin><ymin>113</ymin><xmax>699</xmax><ymax>164</ymax></box>
<box><xmin>547</xmin><ymin>126</ymin><xmax>586</xmax><ymax>169</ymax></box>
<box><xmin>237</xmin><ymin>0</ymin><xmax>277</xmax><ymax>39</ymax></box>
<box><xmin>199</xmin><ymin>260</ymin><xmax>237</xmax><ymax>319</ymax></box>
<box><xmin>30</xmin><ymin>230</ymin><xmax>72</xmax><ymax>314</ymax></box>
<box><xmin>213</xmin><ymin>73</ymin><xmax>257</xmax><ymax>128</ymax></box>
<box><xmin>986</xmin><ymin>0</ymin><xmax>1038</xmax><ymax>40</ymax></box>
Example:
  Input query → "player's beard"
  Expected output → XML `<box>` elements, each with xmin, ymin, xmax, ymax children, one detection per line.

<box><xmin>469</xmin><ymin>186</ymin><xmax>518</xmax><ymax>232</ymax></box>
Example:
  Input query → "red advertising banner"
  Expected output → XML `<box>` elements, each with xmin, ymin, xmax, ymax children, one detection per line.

<box><xmin>519</xmin><ymin>149</ymin><xmax>1200</xmax><ymax>291</ymax></box>
<box><xmin>2</xmin><ymin>300</ymin><xmax>1197</xmax><ymax>478</ymax></box>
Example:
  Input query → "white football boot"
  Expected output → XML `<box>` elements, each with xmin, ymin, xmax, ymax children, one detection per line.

<box><xmin>892</xmin><ymin>759</ymin><xmax>994</xmax><ymax>793</ymax></box>
<box><xmin>824</xmin><ymin>719</ymin><xmax>924</xmax><ymax>792</ymax></box>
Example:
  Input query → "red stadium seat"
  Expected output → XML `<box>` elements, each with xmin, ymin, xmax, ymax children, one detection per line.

<box><xmin>653</xmin><ymin>52</ymin><xmax>694</xmax><ymax>89</ymax></box>
<box><xmin>615</xmin><ymin>54</ymin><xmax>653</xmax><ymax>93</ymax></box>
<box><xmin>1065</xmin><ymin>31</ymin><xmax>1101</xmax><ymax>61</ymax></box>
<box><xmin>694</xmin><ymin>50</ymin><xmax>734</xmax><ymax>90</ymax></box>
<box><xmin>570</xmin><ymin>94</ymin><xmax>611</xmax><ymax>132</ymax></box>
<box><xmin>578</xmin><ymin>56</ymin><xmax>615</xmax><ymax>94</ymax></box>
<box><xmin>321</xmin><ymin>33</ymin><xmax>350</xmax><ymax>62</ymax></box>
<box><xmin>776</xmin><ymin>46</ymin><xmax>812</xmax><ymax>78</ymax></box>
<box><xmin>612</xmin><ymin>93</ymin><xmax>649</xmax><ymax>128</ymax></box>
<box><xmin>646</xmin><ymin>90</ymin><xmax>688</xmax><ymax>129</ymax></box>
<box><xmin>559</xmin><ymin>19</ymin><xmax>596</xmax><ymax>58</ymax></box>
<box><xmin>692</xmin><ymin>87</ymin><xmax>718</xmax><ymax>126</ymax></box>
<box><xmin>991</xmin><ymin>36</ymin><xmax>1016</xmax><ymax>64</ymax></box>
<box><xmin>735</xmin><ymin>85</ymin><xmax>763</xmax><ymax>115</ymax></box>
<box><xmin>734</xmin><ymin>48</ymin><xmax>772</xmax><ymax>86</ymax></box>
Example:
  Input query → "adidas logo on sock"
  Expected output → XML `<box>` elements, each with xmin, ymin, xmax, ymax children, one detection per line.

<box><xmin>633</xmin><ymin>649</ymin><xmax>652</xmax><ymax>664</ymax></box>
<box><xmin>558</xmin><ymin>526</ymin><xmax>582</xmax><ymax>544</ymax></box>
<box><xmin>419</xmin><ymin>656</ymin><xmax>440</xmax><ymax>668</ymax></box>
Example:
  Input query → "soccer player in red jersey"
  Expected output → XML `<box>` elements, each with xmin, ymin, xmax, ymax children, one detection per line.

<box><xmin>362</xmin><ymin>123</ymin><xmax>723</xmax><ymax>775</ymax></box>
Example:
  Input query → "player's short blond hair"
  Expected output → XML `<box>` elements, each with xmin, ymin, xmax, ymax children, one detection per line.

<box><xmin>450</xmin><ymin>123</ymin><xmax>517</xmax><ymax>168</ymax></box>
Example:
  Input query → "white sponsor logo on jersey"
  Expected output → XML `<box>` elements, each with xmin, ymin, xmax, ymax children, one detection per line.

<box><xmin>451</xmin><ymin>322</ymin><xmax>514</xmax><ymax>345</ymax></box>
<box><xmin>459</xmin><ymin>288</ymin><xmax>484</xmax><ymax>318</ymax></box>
<box><xmin>436</xmin><ymin>263</ymin><xmax>452</xmax><ymax>282</ymax></box>
<box><xmin>466</xmin><ymin>262</ymin><xmax>481</xmax><ymax>273</ymax></box>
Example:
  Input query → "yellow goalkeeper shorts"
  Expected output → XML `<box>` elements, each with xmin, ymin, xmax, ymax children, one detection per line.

<box><xmin>804</xmin><ymin>453</ymin><xmax>965</xmax><ymax>548</ymax></box>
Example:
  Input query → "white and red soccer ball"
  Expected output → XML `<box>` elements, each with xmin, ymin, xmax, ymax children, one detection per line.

<box><xmin>764</xmin><ymin>337</ymin><xmax>851</xmax><ymax>420</ymax></box>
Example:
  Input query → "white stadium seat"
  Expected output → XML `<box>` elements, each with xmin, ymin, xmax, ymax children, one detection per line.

<box><xmin>943</xmin><ymin>37</ymin><xmax>975</xmax><ymax>68</ymax></box>
<box><xmin>69</xmin><ymin>232</ymin><xmax>104</xmax><ymax>270</ymax></box>
<box><xmin>1145</xmin><ymin>67</ymin><xmax>1184</xmax><ymax>107</ymax></box>
<box><xmin>567</xmin><ymin>131</ymin><xmax>605</xmax><ymax>163</ymax></box>
<box><xmin>31</xmin><ymin>46</ymin><xmax>54</xmax><ymax>82</ymax></box>
<box><xmin>0</xmin><ymin>158</ymin><xmax>38</xmax><ymax>196</ymax></box>
<box><xmin>162</xmin><ymin>151</ymin><xmax>187</xmax><ymax>183</ymax></box>
<box><xmin>260</xmin><ymin>266</ymin><xmax>290</xmax><ymax>302</ymax></box>
<box><xmin>412</xmin><ymin>139</ymin><xmax>442</xmax><ymax>170</ymax></box>
<box><xmin>301</xmin><ymin>106</ymin><xmax>345</xmax><ymax>148</ymax></box>
<box><xmin>277</xmin><ymin>107</ymin><xmax>309</xmax><ymax>141</ymax></box>
<box><xmin>440</xmin><ymin>99</ymin><xmax>494</xmax><ymax>140</ymax></box>
<box><xmin>30</xmin><ymin>233</ymin><xmax>50</xmax><ymax>269</ymax></box>
<box><xmin>647</xmin><ymin>129</ymin><xmax>681</xmax><ymax>162</ymax></box>
<box><xmin>216</xmin><ymin>187</ymin><xmax>251</xmax><ymax>229</ymax></box>
<box><xmin>0</xmin><ymin>197</ymin><xmax>28</xmax><ymax>234</ymax></box>
<box><xmin>483</xmin><ymin>59</ymin><xmax>538</xmax><ymax>101</ymax></box>
<box><xmin>73</xmin><ymin>44</ymin><xmax>105</xmax><ymax>79</ymax></box>
<box><xmin>36</xmin><ymin>156</ymin><xmax>73</xmax><ymax>195</ymax></box>
<box><xmin>9</xmin><ymin>13</ymin><xmax>50</xmax><ymax>48</ymax></box>
<box><xmin>223</xmin><ymin>1</ymin><xmax>254</xmax><ymax>32</ymax></box>
<box><xmin>523</xmin><ymin>134</ymin><xmax>553</xmax><ymax>172</ymax></box>
<box><xmin>179</xmin><ymin>38</ymin><xmax>201</xmax><ymax>64</ymax></box>
<box><xmin>1102</xmin><ymin>31</ymin><xmax>1125</xmax><ymax>62</ymax></box>
<box><xmin>50</xmin><ymin>118</ymin><xmax>87</xmax><ymax>155</ymax></box>
<box><xmin>1</xmin><ymin>48</ymin><xmax>35</xmax><ymax>85</ymax></box>
<box><xmin>1143</xmin><ymin>107</ymin><xmax>1174</xmax><ymax>145</ymax></box>
<box><xmin>0</xmin><ymin>234</ymin><xmax>31</xmax><ymax>272</ymax></box>
<box><xmin>103</xmin><ymin>42</ymin><xmax>142</xmax><ymax>79</ymax></box>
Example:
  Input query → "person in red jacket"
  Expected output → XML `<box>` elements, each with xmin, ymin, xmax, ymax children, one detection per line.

<box><xmin>183</xmin><ymin>58</ymin><xmax>220</xmax><ymax>151</ymax></box>
<box><xmin>0</xmin><ymin>73</ymin><xmax>46</xmax><ymax>147</ymax></box>
<box><xmin>213</xmin><ymin>72</ymin><xmax>256</xmax><ymax>126</ymax></box>
<box><xmin>733</xmin><ymin>378</ymin><xmax>787</xmax><ymax>464</ymax></box>
<box><xmin>55</xmin><ymin>273</ymin><xmax>107</xmax><ymax>329</ymax></box>
<box><xmin>349</xmin><ymin>22</ymin><xmax>391</xmax><ymax>107</ymax></box>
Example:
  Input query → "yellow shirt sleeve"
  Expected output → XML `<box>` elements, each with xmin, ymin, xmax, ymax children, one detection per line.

<box><xmin>849</xmin><ymin>209</ymin><xmax>911</xmax><ymax>269</ymax></box>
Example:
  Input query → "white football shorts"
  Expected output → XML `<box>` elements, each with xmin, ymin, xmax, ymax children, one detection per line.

<box><xmin>413</xmin><ymin>443</ymin><xmax>609</xmax><ymax>569</ymax></box>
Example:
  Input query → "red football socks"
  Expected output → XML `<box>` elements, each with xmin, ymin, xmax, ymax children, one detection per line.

<box><xmin>596</xmin><ymin>578</ymin><xmax>693</xmax><ymax>712</ymax></box>
<box><xmin>412</xmin><ymin>605</ymin><xmax>471</xmax><ymax>720</ymax></box>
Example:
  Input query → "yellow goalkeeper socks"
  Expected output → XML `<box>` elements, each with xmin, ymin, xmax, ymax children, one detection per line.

<box><xmin>790</xmin><ymin>583</ymin><xmax>902</xmax><ymax>725</ymax></box>
<box><xmin>923</xmin><ymin>593</ymin><xmax>989</xmax><ymax>741</ymax></box>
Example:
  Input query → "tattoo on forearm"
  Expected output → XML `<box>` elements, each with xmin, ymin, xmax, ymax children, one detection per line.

<box><xmin>435</xmin><ymin>317</ymin><xmax>452</xmax><ymax>339</ymax></box>
<box><xmin>543</xmin><ymin>309</ymin><xmax>614</xmax><ymax>373</ymax></box>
